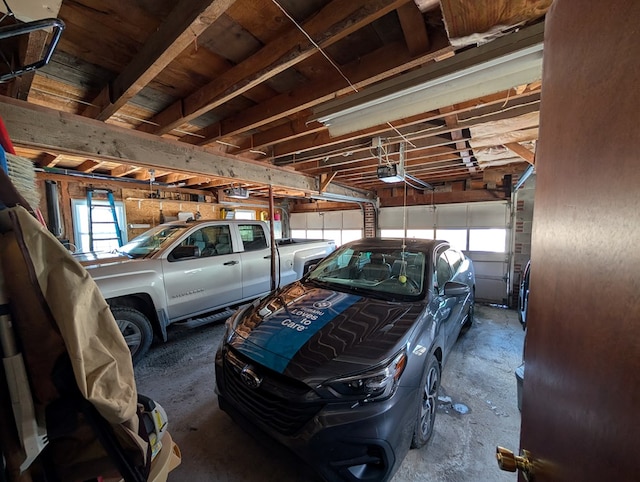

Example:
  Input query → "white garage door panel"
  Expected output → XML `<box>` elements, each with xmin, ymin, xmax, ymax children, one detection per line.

<box><xmin>322</xmin><ymin>211</ymin><xmax>343</xmax><ymax>228</ymax></box>
<box><xmin>408</xmin><ymin>206</ymin><xmax>436</xmax><ymax>228</ymax></box>
<box><xmin>476</xmin><ymin>279</ymin><xmax>508</xmax><ymax>304</ymax></box>
<box><xmin>343</xmin><ymin>210</ymin><xmax>363</xmax><ymax>228</ymax></box>
<box><xmin>468</xmin><ymin>202</ymin><xmax>508</xmax><ymax>226</ymax></box>
<box><xmin>379</xmin><ymin>207</ymin><xmax>405</xmax><ymax>229</ymax></box>
<box><xmin>290</xmin><ymin>212</ymin><xmax>306</xmax><ymax>230</ymax></box>
<box><xmin>435</xmin><ymin>205</ymin><xmax>468</xmax><ymax>226</ymax></box>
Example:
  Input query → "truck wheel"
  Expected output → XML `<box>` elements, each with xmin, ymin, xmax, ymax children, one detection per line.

<box><xmin>111</xmin><ymin>307</ymin><xmax>153</xmax><ymax>364</ymax></box>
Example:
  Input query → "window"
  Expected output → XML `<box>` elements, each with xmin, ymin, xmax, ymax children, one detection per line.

<box><xmin>444</xmin><ymin>249</ymin><xmax>463</xmax><ymax>273</ymax></box>
<box><xmin>323</xmin><ymin>229</ymin><xmax>342</xmax><ymax>246</ymax></box>
<box><xmin>72</xmin><ymin>199</ymin><xmax>127</xmax><ymax>253</ymax></box>
<box><xmin>436</xmin><ymin>251</ymin><xmax>453</xmax><ymax>291</ymax></box>
<box><xmin>380</xmin><ymin>229</ymin><xmax>405</xmax><ymax>238</ymax></box>
<box><xmin>234</xmin><ymin>210</ymin><xmax>255</xmax><ymax>220</ymax></box>
<box><xmin>407</xmin><ymin>229</ymin><xmax>434</xmax><ymax>240</ymax></box>
<box><xmin>341</xmin><ymin>230</ymin><xmax>362</xmax><ymax>244</ymax></box>
<box><xmin>435</xmin><ymin>229</ymin><xmax>467</xmax><ymax>251</ymax></box>
<box><xmin>180</xmin><ymin>226</ymin><xmax>229</xmax><ymax>258</ymax></box>
<box><xmin>239</xmin><ymin>224</ymin><xmax>267</xmax><ymax>251</ymax></box>
<box><xmin>469</xmin><ymin>228</ymin><xmax>506</xmax><ymax>252</ymax></box>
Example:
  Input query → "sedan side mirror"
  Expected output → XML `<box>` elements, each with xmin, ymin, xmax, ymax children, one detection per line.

<box><xmin>443</xmin><ymin>281</ymin><xmax>470</xmax><ymax>297</ymax></box>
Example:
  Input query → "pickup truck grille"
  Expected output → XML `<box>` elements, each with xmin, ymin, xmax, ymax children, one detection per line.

<box><xmin>222</xmin><ymin>349</ymin><xmax>324</xmax><ymax>436</ymax></box>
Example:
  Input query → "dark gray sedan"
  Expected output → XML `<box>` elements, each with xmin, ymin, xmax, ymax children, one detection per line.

<box><xmin>215</xmin><ymin>238</ymin><xmax>475</xmax><ymax>482</ymax></box>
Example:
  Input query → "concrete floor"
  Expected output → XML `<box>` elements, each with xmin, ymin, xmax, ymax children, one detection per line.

<box><xmin>135</xmin><ymin>305</ymin><xmax>525</xmax><ymax>482</ymax></box>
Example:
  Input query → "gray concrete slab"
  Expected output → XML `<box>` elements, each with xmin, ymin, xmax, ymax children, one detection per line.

<box><xmin>135</xmin><ymin>305</ymin><xmax>524</xmax><ymax>481</ymax></box>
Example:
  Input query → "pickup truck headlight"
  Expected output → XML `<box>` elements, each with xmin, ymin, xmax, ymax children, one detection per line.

<box><xmin>322</xmin><ymin>349</ymin><xmax>407</xmax><ymax>402</ymax></box>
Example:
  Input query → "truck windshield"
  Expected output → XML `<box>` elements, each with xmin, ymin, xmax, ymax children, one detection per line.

<box><xmin>116</xmin><ymin>225</ymin><xmax>187</xmax><ymax>258</ymax></box>
<box><xmin>307</xmin><ymin>245</ymin><xmax>427</xmax><ymax>301</ymax></box>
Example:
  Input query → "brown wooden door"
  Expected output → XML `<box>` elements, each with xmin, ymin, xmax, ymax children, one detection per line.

<box><xmin>513</xmin><ymin>1</ymin><xmax>640</xmax><ymax>480</ymax></box>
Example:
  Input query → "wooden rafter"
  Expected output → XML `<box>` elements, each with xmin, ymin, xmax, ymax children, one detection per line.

<box><xmin>82</xmin><ymin>0</ymin><xmax>234</xmax><ymax>121</ymax></box>
<box><xmin>139</xmin><ymin>0</ymin><xmax>412</xmax><ymax>136</ymax></box>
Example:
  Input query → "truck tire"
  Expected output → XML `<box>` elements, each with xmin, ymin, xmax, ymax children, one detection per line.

<box><xmin>111</xmin><ymin>306</ymin><xmax>153</xmax><ymax>365</ymax></box>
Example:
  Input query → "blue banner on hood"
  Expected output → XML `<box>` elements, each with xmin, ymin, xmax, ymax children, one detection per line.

<box><xmin>235</xmin><ymin>290</ymin><xmax>362</xmax><ymax>373</ymax></box>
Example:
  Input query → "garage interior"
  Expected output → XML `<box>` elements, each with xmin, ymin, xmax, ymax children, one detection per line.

<box><xmin>0</xmin><ymin>0</ymin><xmax>638</xmax><ymax>481</ymax></box>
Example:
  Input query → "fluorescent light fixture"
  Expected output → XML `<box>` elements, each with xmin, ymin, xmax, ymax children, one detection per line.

<box><xmin>312</xmin><ymin>23</ymin><xmax>544</xmax><ymax>137</ymax></box>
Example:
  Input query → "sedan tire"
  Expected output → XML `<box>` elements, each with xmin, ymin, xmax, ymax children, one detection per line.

<box><xmin>111</xmin><ymin>306</ymin><xmax>153</xmax><ymax>364</ymax></box>
<box><xmin>411</xmin><ymin>354</ymin><xmax>441</xmax><ymax>449</ymax></box>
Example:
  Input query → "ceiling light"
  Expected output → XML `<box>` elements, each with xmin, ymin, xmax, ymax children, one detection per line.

<box><xmin>311</xmin><ymin>23</ymin><xmax>544</xmax><ymax>137</ymax></box>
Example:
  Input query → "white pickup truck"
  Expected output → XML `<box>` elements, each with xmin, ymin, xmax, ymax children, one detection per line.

<box><xmin>78</xmin><ymin>220</ymin><xmax>336</xmax><ymax>363</ymax></box>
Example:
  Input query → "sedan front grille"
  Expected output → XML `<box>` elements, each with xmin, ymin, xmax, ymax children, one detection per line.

<box><xmin>222</xmin><ymin>349</ymin><xmax>324</xmax><ymax>436</ymax></box>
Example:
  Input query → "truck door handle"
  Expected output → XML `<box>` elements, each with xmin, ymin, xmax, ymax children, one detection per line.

<box><xmin>263</xmin><ymin>255</ymin><xmax>272</xmax><ymax>259</ymax></box>
<box><xmin>224</xmin><ymin>260</ymin><xmax>239</xmax><ymax>266</ymax></box>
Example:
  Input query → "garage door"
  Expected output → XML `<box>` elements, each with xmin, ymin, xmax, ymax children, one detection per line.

<box><xmin>378</xmin><ymin>201</ymin><xmax>511</xmax><ymax>304</ymax></box>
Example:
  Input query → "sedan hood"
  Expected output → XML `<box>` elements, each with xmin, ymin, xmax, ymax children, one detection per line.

<box><xmin>228</xmin><ymin>281</ymin><xmax>424</xmax><ymax>384</ymax></box>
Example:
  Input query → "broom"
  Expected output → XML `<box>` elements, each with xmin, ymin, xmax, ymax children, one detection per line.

<box><xmin>0</xmin><ymin>152</ymin><xmax>40</xmax><ymax>209</ymax></box>
<box><xmin>0</xmin><ymin>116</ymin><xmax>43</xmax><ymax>223</ymax></box>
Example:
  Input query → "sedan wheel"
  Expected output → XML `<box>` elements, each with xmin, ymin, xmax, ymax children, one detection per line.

<box><xmin>411</xmin><ymin>354</ymin><xmax>441</xmax><ymax>448</ymax></box>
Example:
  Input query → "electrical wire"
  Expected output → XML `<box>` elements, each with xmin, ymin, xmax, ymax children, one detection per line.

<box><xmin>386</xmin><ymin>122</ymin><xmax>416</xmax><ymax>148</ymax></box>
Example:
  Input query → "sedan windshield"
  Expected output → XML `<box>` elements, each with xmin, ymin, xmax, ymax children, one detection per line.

<box><xmin>308</xmin><ymin>245</ymin><xmax>427</xmax><ymax>301</ymax></box>
<box><xmin>116</xmin><ymin>224</ymin><xmax>187</xmax><ymax>258</ymax></box>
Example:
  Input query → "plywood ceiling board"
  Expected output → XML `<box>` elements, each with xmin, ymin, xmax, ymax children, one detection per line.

<box><xmin>440</xmin><ymin>0</ymin><xmax>551</xmax><ymax>45</ymax></box>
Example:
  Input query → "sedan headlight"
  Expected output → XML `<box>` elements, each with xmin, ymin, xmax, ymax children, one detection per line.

<box><xmin>322</xmin><ymin>349</ymin><xmax>407</xmax><ymax>403</ymax></box>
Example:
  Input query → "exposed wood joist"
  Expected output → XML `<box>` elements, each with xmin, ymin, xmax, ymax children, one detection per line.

<box><xmin>504</xmin><ymin>142</ymin><xmax>535</xmax><ymax>164</ymax></box>
<box><xmin>82</xmin><ymin>0</ymin><xmax>235</xmax><ymax>121</ymax></box>
<box><xmin>139</xmin><ymin>0</ymin><xmax>412</xmax><ymax>136</ymax></box>
<box><xmin>397</xmin><ymin>2</ymin><xmax>430</xmax><ymax>55</ymax></box>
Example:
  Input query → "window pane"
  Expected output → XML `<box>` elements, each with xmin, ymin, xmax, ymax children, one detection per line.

<box><xmin>291</xmin><ymin>229</ymin><xmax>306</xmax><ymax>238</ymax></box>
<box><xmin>323</xmin><ymin>229</ymin><xmax>342</xmax><ymax>246</ymax></box>
<box><xmin>436</xmin><ymin>229</ymin><xmax>467</xmax><ymax>251</ymax></box>
<box><xmin>469</xmin><ymin>228</ymin><xmax>506</xmax><ymax>252</ymax></box>
<box><xmin>73</xmin><ymin>199</ymin><xmax>126</xmax><ymax>253</ymax></box>
<box><xmin>380</xmin><ymin>229</ymin><xmax>405</xmax><ymax>238</ymax></box>
<box><xmin>407</xmin><ymin>229</ymin><xmax>434</xmax><ymax>240</ymax></box>
<box><xmin>235</xmin><ymin>210</ymin><xmax>255</xmax><ymax>220</ymax></box>
<box><xmin>341</xmin><ymin>230</ymin><xmax>362</xmax><ymax>244</ymax></box>
<box><xmin>239</xmin><ymin>224</ymin><xmax>267</xmax><ymax>251</ymax></box>
<box><xmin>306</xmin><ymin>229</ymin><xmax>323</xmax><ymax>239</ymax></box>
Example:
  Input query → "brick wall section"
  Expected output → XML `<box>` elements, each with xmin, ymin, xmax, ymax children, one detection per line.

<box><xmin>364</xmin><ymin>203</ymin><xmax>376</xmax><ymax>238</ymax></box>
<box><xmin>511</xmin><ymin>175</ymin><xmax>536</xmax><ymax>306</ymax></box>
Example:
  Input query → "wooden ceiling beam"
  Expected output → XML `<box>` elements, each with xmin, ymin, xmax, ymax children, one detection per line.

<box><xmin>140</xmin><ymin>0</ymin><xmax>412</xmax><ymax>136</ymax></box>
<box><xmin>397</xmin><ymin>2</ymin><xmax>430</xmax><ymax>55</ymax></box>
<box><xmin>4</xmin><ymin>29</ymin><xmax>48</xmax><ymax>101</ymax></box>
<box><xmin>0</xmin><ymin>96</ymin><xmax>373</xmax><ymax>201</ymax></box>
<box><xmin>193</xmin><ymin>30</ymin><xmax>452</xmax><ymax>149</ymax></box>
<box><xmin>82</xmin><ymin>0</ymin><xmax>234</xmax><ymax>121</ymax></box>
